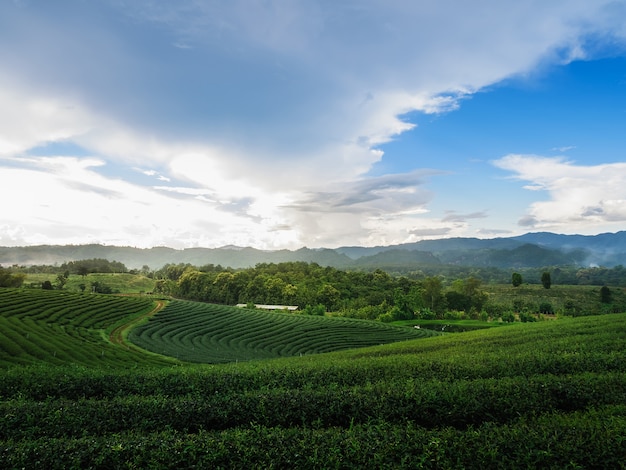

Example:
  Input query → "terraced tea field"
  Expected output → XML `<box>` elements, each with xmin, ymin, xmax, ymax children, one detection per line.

<box><xmin>2</xmin><ymin>312</ymin><xmax>626</xmax><ymax>468</ymax></box>
<box><xmin>0</xmin><ymin>288</ymin><xmax>172</xmax><ymax>367</ymax></box>
<box><xmin>129</xmin><ymin>300</ymin><xmax>439</xmax><ymax>363</ymax></box>
<box><xmin>0</xmin><ymin>288</ymin><xmax>438</xmax><ymax>368</ymax></box>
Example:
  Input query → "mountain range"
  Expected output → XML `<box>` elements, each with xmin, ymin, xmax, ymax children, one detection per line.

<box><xmin>1</xmin><ymin>231</ymin><xmax>625</xmax><ymax>270</ymax></box>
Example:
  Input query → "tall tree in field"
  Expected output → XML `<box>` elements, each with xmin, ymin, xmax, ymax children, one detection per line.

<box><xmin>541</xmin><ymin>271</ymin><xmax>552</xmax><ymax>289</ymax></box>
<box><xmin>511</xmin><ymin>272</ymin><xmax>523</xmax><ymax>287</ymax></box>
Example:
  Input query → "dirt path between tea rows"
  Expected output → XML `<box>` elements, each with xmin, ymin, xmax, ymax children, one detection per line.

<box><xmin>108</xmin><ymin>299</ymin><xmax>166</xmax><ymax>350</ymax></box>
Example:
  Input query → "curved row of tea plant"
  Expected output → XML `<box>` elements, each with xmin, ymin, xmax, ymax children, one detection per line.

<box><xmin>2</xmin><ymin>410</ymin><xmax>626</xmax><ymax>469</ymax></box>
<box><xmin>129</xmin><ymin>300</ymin><xmax>438</xmax><ymax>363</ymax></box>
<box><xmin>0</xmin><ymin>288</ymin><xmax>172</xmax><ymax>368</ymax></box>
<box><xmin>1</xmin><ymin>314</ymin><xmax>626</xmax><ymax>468</ymax></box>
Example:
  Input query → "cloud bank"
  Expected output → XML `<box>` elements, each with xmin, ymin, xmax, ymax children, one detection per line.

<box><xmin>1</xmin><ymin>1</ymin><xmax>625</xmax><ymax>249</ymax></box>
<box><xmin>493</xmin><ymin>155</ymin><xmax>626</xmax><ymax>234</ymax></box>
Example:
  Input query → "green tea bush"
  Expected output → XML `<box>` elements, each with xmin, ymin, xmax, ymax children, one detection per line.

<box><xmin>1</xmin><ymin>291</ymin><xmax>626</xmax><ymax>468</ymax></box>
<box><xmin>129</xmin><ymin>300</ymin><xmax>436</xmax><ymax>363</ymax></box>
<box><xmin>0</xmin><ymin>288</ymin><xmax>170</xmax><ymax>368</ymax></box>
<box><xmin>3</xmin><ymin>408</ymin><xmax>626</xmax><ymax>469</ymax></box>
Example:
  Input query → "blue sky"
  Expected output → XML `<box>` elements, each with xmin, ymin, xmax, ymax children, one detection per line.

<box><xmin>1</xmin><ymin>1</ymin><xmax>626</xmax><ymax>250</ymax></box>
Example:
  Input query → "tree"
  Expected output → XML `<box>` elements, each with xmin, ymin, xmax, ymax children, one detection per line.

<box><xmin>77</xmin><ymin>265</ymin><xmax>89</xmax><ymax>278</ymax></box>
<box><xmin>600</xmin><ymin>286</ymin><xmax>612</xmax><ymax>304</ymax></box>
<box><xmin>0</xmin><ymin>268</ymin><xmax>25</xmax><ymax>288</ymax></box>
<box><xmin>316</xmin><ymin>284</ymin><xmax>340</xmax><ymax>311</ymax></box>
<box><xmin>511</xmin><ymin>272</ymin><xmax>523</xmax><ymax>287</ymax></box>
<box><xmin>41</xmin><ymin>280</ymin><xmax>53</xmax><ymax>290</ymax></box>
<box><xmin>541</xmin><ymin>271</ymin><xmax>552</xmax><ymax>289</ymax></box>
<box><xmin>462</xmin><ymin>277</ymin><xmax>487</xmax><ymax>311</ymax></box>
<box><xmin>55</xmin><ymin>273</ymin><xmax>68</xmax><ymax>290</ymax></box>
<box><xmin>421</xmin><ymin>276</ymin><xmax>444</xmax><ymax>311</ymax></box>
<box><xmin>445</xmin><ymin>291</ymin><xmax>471</xmax><ymax>312</ymax></box>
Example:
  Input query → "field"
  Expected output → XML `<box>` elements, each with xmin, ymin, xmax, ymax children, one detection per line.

<box><xmin>24</xmin><ymin>272</ymin><xmax>156</xmax><ymax>294</ymax></box>
<box><xmin>0</xmin><ymin>288</ymin><xmax>173</xmax><ymax>368</ymax></box>
<box><xmin>129</xmin><ymin>300</ymin><xmax>438</xmax><ymax>363</ymax></box>
<box><xmin>1</xmin><ymin>287</ymin><xmax>625</xmax><ymax>468</ymax></box>
<box><xmin>484</xmin><ymin>282</ymin><xmax>626</xmax><ymax>315</ymax></box>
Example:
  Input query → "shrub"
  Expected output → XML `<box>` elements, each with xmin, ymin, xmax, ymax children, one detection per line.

<box><xmin>538</xmin><ymin>302</ymin><xmax>554</xmax><ymax>315</ymax></box>
<box><xmin>501</xmin><ymin>311</ymin><xmax>516</xmax><ymax>323</ymax></box>
<box><xmin>416</xmin><ymin>308</ymin><xmax>436</xmax><ymax>320</ymax></box>
<box><xmin>519</xmin><ymin>312</ymin><xmax>537</xmax><ymax>323</ymax></box>
<box><xmin>444</xmin><ymin>310</ymin><xmax>465</xmax><ymax>320</ymax></box>
<box><xmin>484</xmin><ymin>302</ymin><xmax>508</xmax><ymax>317</ymax></box>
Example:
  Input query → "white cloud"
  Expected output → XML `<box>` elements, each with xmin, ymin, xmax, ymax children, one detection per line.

<box><xmin>0</xmin><ymin>78</ymin><xmax>97</xmax><ymax>156</ymax></box>
<box><xmin>1</xmin><ymin>1</ymin><xmax>626</xmax><ymax>249</ymax></box>
<box><xmin>0</xmin><ymin>155</ymin><xmax>282</xmax><ymax>249</ymax></box>
<box><xmin>493</xmin><ymin>154</ymin><xmax>626</xmax><ymax>233</ymax></box>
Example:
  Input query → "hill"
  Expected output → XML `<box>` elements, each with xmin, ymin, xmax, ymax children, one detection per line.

<box><xmin>1</xmin><ymin>231</ymin><xmax>625</xmax><ymax>270</ymax></box>
<box><xmin>0</xmin><ymin>288</ymin><xmax>437</xmax><ymax>368</ymax></box>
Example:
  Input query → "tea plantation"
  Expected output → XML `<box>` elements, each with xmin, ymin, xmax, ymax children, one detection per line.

<box><xmin>1</xmin><ymin>287</ymin><xmax>626</xmax><ymax>468</ymax></box>
<box><xmin>128</xmin><ymin>300</ymin><xmax>437</xmax><ymax>363</ymax></box>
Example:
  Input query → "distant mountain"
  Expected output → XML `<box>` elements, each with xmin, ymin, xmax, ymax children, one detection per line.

<box><xmin>339</xmin><ymin>232</ymin><xmax>626</xmax><ymax>267</ymax></box>
<box><xmin>511</xmin><ymin>232</ymin><xmax>626</xmax><ymax>265</ymax></box>
<box><xmin>351</xmin><ymin>249</ymin><xmax>441</xmax><ymax>268</ymax></box>
<box><xmin>0</xmin><ymin>244</ymin><xmax>353</xmax><ymax>270</ymax></box>
<box><xmin>1</xmin><ymin>231</ymin><xmax>625</xmax><ymax>270</ymax></box>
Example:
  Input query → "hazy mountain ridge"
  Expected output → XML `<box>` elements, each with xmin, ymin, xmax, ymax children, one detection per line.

<box><xmin>1</xmin><ymin>231</ymin><xmax>624</xmax><ymax>270</ymax></box>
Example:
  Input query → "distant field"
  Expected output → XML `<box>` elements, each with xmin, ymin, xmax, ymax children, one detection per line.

<box><xmin>484</xmin><ymin>282</ymin><xmax>626</xmax><ymax>314</ymax></box>
<box><xmin>129</xmin><ymin>300</ymin><xmax>439</xmax><ymax>363</ymax></box>
<box><xmin>23</xmin><ymin>272</ymin><xmax>156</xmax><ymax>294</ymax></box>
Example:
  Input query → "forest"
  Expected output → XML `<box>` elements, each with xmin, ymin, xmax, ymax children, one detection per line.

<box><xmin>150</xmin><ymin>261</ymin><xmax>626</xmax><ymax>321</ymax></box>
<box><xmin>3</xmin><ymin>258</ymin><xmax>626</xmax><ymax>322</ymax></box>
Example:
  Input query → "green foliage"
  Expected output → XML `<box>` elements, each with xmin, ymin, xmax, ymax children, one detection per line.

<box><xmin>541</xmin><ymin>271</ymin><xmax>552</xmax><ymax>289</ymax></box>
<box><xmin>1</xmin><ymin>313</ymin><xmax>626</xmax><ymax>467</ymax></box>
<box><xmin>501</xmin><ymin>311</ymin><xmax>516</xmax><ymax>323</ymax></box>
<box><xmin>90</xmin><ymin>280</ymin><xmax>116</xmax><ymax>294</ymax></box>
<box><xmin>538</xmin><ymin>302</ymin><xmax>554</xmax><ymax>315</ymax></box>
<box><xmin>600</xmin><ymin>285</ymin><xmax>612</xmax><ymax>303</ymax></box>
<box><xmin>128</xmin><ymin>300</ymin><xmax>436</xmax><ymax>363</ymax></box>
<box><xmin>519</xmin><ymin>311</ymin><xmax>537</xmax><ymax>323</ymax></box>
<box><xmin>512</xmin><ymin>272</ymin><xmax>523</xmax><ymax>287</ymax></box>
<box><xmin>415</xmin><ymin>308</ymin><xmax>437</xmax><ymax>320</ymax></box>
<box><xmin>0</xmin><ymin>288</ymin><xmax>170</xmax><ymax>368</ymax></box>
<box><xmin>0</xmin><ymin>267</ymin><xmax>25</xmax><ymax>288</ymax></box>
<box><xmin>563</xmin><ymin>299</ymin><xmax>579</xmax><ymax>316</ymax></box>
<box><xmin>301</xmin><ymin>304</ymin><xmax>326</xmax><ymax>316</ymax></box>
<box><xmin>60</xmin><ymin>258</ymin><xmax>128</xmax><ymax>274</ymax></box>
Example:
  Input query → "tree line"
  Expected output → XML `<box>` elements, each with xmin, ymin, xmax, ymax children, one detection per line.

<box><xmin>4</xmin><ymin>259</ymin><xmax>625</xmax><ymax>320</ymax></box>
<box><xmin>151</xmin><ymin>262</ymin><xmax>524</xmax><ymax>322</ymax></box>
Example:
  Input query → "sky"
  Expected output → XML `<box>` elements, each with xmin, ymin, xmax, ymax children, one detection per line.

<box><xmin>1</xmin><ymin>0</ymin><xmax>626</xmax><ymax>251</ymax></box>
